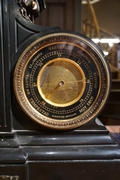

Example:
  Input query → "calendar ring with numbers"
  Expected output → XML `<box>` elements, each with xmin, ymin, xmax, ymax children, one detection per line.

<box><xmin>14</xmin><ymin>31</ymin><xmax>111</xmax><ymax>130</ymax></box>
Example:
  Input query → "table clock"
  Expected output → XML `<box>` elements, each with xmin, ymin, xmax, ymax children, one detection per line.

<box><xmin>0</xmin><ymin>1</ymin><xmax>120</xmax><ymax>180</ymax></box>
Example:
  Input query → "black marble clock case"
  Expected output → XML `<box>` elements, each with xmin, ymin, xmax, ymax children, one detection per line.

<box><xmin>0</xmin><ymin>1</ymin><xmax>120</xmax><ymax>180</ymax></box>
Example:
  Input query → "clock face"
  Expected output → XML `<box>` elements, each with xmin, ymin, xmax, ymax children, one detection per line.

<box><xmin>13</xmin><ymin>31</ymin><xmax>111</xmax><ymax>130</ymax></box>
<box><xmin>38</xmin><ymin>58</ymin><xmax>86</xmax><ymax>107</ymax></box>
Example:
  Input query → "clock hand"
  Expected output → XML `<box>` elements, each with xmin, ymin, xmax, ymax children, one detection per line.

<box><xmin>29</xmin><ymin>78</ymin><xmax>89</xmax><ymax>88</ymax></box>
<box><xmin>67</xmin><ymin>78</ymin><xmax>89</xmax><ymax>84</ymax></box>
<box><xmin>46</xmin><ymin>80</ymin><xmax>65</xmax><ymax>97</ymax></box>
<box><xmin>52</xmin><ymin>80</ymin><xmax>64</xmax><ymax>90</ymax></box>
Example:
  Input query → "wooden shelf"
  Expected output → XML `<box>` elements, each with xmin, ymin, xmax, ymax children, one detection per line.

<box><xmin>106</xmin><ymin>126</ymin><xmax>120</xmax><ymax>143</ymax></box>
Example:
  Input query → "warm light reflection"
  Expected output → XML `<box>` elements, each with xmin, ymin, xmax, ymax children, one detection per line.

<box><xmin>92</xmin><ymin>38</ymin><xmax>99</xmax><ymax>43</ymax></box>
<box><xmin>92</xmin><ymin>38</ymin><xmax>120</xmax><ymax>56</ymax></box>
<box><xmin>103</xmin><ymin>51</ymin><xmax>109</xmax><ymax>56</ymax></box>
<box><xmin>82</xmin><ymin>0</ymin><xmax>100</xmax><ymax>4</ymax></box>
<box><xmin>92</xmin><ymin>38</ymin><xmax>120</xmax><ymax>44</ymax></box>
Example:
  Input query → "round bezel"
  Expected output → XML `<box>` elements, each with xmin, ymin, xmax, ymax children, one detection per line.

<box><xmin>14</xmin><ymin>31</ymin><xmax>111</xmax><ymax>130</ymax></box>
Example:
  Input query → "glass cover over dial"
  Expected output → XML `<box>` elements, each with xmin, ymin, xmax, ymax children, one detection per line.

<box><xmin>38</xmin><ymin>58</ymin><xmax>86</xmax><ymax>107</ymax></box>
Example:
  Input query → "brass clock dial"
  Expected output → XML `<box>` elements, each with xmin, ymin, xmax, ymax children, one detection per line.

<box><xmin>38</xmin><ymin>58</ymin><xmax>86</xmax><ymax>107</ymax></box>
<box><xmin>14</xmin><ymin>31</ymin><xmax>111</xmax><ymax>130</ymax></box>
